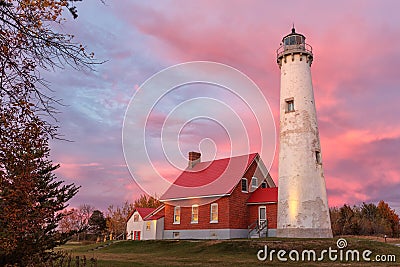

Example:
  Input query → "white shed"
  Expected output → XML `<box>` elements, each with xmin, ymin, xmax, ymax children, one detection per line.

<box><xmin>126</xmin><ymin>206</ymin><xmax>164</xmax><ymax>240</ymax></box>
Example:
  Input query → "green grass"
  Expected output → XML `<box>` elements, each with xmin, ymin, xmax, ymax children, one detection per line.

<box><xmin>58</xmin><ymin>237</ymin><xmax>400</xmax><ymax>266</ymax></box>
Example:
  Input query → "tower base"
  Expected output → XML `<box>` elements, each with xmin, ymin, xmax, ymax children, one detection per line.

<box><xmin>277</xmin><ymin>228</ymin><xmax>333</xmax><ymax>238</ymax></box>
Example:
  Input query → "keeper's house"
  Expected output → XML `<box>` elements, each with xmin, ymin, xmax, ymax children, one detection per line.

<box><xmin>160</xmin><ymin>152</ymin><xmax>278</xmax><ymax>239</ymax></box>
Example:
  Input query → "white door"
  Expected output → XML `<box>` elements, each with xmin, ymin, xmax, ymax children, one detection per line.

<box><xmin>258</xmin><ymin>206</ymin><xmax>266</xmax><ymax>226</ymax></box>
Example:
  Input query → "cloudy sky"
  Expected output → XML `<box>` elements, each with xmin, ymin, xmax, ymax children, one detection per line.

<box><xmin>46</xmin><ymin>0</ymin><xmax>400</xmax><ymax>212</ymax></box>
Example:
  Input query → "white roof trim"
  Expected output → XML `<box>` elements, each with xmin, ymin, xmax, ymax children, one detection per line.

<box><xmin>143</xmin><ymin>204</ymin><xmax>165</xmax><ymax>220</ymax></box>
<box><xmin>254</xmin><ymin>156</ymin><xmax>276</xmax><ymax>187</ymax></box>
<box><xmin>246</xmin><ymin>201</ymin><xmax>277</xmax><ymax>205</ymax></box>
<box><xmin>160</xmin><ymin>193</ymin><xmax>230</xmax><ymax>202</ymax></box>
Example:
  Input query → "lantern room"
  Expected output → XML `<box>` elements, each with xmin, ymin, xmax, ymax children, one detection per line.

<box><xmin>277</xmin><ymin>27</ymin><xmax>313</xmax><ymax>67</ymax></box>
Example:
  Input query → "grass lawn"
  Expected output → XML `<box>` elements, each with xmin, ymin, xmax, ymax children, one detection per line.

<box><xmin>58</xmin><ymin>236</ymin><xmax>400</xmax><ymax>266</ymax></box>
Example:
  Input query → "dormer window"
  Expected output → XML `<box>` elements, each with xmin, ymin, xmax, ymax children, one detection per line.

<box><xmin>251</xmin><ymin>177</ymin><xmax>258</xmax><ymax>188</ymax></box>
<box><xmin>241</xmin><ymin>178</ymin><xmax>248</xmax><ymax>192</ymax></box>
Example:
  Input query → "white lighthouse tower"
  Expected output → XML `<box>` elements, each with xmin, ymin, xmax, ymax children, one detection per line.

<box><xmin>276</xmin><ymin>27</ymin><xmax>332</xmax><ymax>238</ymax></box>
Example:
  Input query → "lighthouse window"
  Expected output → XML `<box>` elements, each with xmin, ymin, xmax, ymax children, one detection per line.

<box><xmin>316</xmin><ymin>151</ymin><xmax>322</xmax><ymax>164</ymax></box>
<box><xmin>296</xmin><ymin>36</ymin><xmax>304</xmax><ymax>44</ymax></box>
<box><xmin>286</xmin><ymin>99</ymin><xmax>295</xmax><ymax>112</ymax></box>
<box><xmin>284</xmin><ymin>37</ymin><xmax>290</xmax><ymax>46</ymax></box>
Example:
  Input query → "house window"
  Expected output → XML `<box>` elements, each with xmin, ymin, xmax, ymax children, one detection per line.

<box><xmin>241</xmin><ymin>178</ymin><xmax>248</xmax><ymax>192</ymax></box>
<box><xmin>173</xmin><ymin>206</ymin><xmax>180</xmax><ymax>224</ymax></box>
<box><xmin>261</xmin><ymin>182</ymin><xmax>267</xmax><ymax>188</ymax></box>
<box><xmin>133</xmin><ymin>214</ymin><xmax>139</xmax><ymax>222</ymax></box>
<box><xmin>316</xmin><ymin>151</ymin><xmax>322</xmax><ymax>164</ymax></box>
<box><xmin>146</xmin><ymin>221</ymin><xmax>151</xmax><ymax>231</ymax></box>
<box><xmin>285</xmin><ymin>98</ymin><xmax>294</xmax><ymax>112</ymax></box>
<box><xmin>191</xmin><ymin>205</ymin><xmax>199</xmax><ymax>223</ymax></box>
<box><xmin>210</xmin><ymin>203</ymin><xmax>218</xmax><ymax>223</ymax></box>
<box><xmin>173</xmin><ymin>232</ymin><xmax>180</xmax><ymax>239</ymax></box>
<box><xmin>251</xmin><ymin>177</ymin><xmax>258</xmax><ymax>188</ymax></box>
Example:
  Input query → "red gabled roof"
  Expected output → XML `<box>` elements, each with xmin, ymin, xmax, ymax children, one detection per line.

<box><xmin>144</xmin><ymin>205</ymin><xmax>165</xmax><ymax>221</ymax></box>
<box><xmin>127</xmin><ymin>207</ymin><xmax>155</xmax><ymax>222</ymax></box>
<box><xmin>247</xmin><ymin>187</ymin><xmax>278</xmax><ymax>204</ymax></box>
<box><xmin>160</xmin><ymin>153</ymin><xmax>258</xmax><ymax>201</ymax></box>
<box><xmin>145</xmin><ymin>212</ymin><xmax>164</xmax><ymax>221</ymax></box>
<box><xmin>136</xmin><ymin>208</ymin><xmax>155</xmax><ymax>218</ymax></box>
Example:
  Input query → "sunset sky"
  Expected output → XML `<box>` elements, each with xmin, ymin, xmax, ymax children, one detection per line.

<box><xmin>46</xmin><ymin>0</ymin><xmax>400</xmax><ymax>212</ymax></box>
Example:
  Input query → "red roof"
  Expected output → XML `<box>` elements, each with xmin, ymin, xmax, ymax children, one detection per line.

<box><xmin>144</xmin><ymin>205</ymin><xmax>165</xmax><ymax>221</ymax></box>
<box><xmin>127</xmin><ymin>207</ymin><xmax>155</xmax><ymax>222</ymax></box>
<box><xmin>161</xmin><ymin>153</ymin><xmax>258</xmax><ymax>201</ymax></box>
<box><xmin>145</xmin><ymin>213</ymin><xmax>164</xmax><ymax>221</ymax></box>
<box><xmin>247</xmin><ymin>187</ymin><xmax>278</xmax><ymax>204</ymax></box>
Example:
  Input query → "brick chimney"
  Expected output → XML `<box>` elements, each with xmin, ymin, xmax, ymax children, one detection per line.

<box><xmin>188</xmin><ymin>151</ymin><xmax>201</xmax><ymax>168</ymax></box>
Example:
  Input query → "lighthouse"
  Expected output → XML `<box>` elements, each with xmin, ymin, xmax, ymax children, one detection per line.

<box><xmin>276</xmin><ymin>27</ymin><xmax>332</xmax><ymax>238</ymax></box>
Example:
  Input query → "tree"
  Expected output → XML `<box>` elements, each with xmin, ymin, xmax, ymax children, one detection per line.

<box><xmin>329</xmin><ymin>207</ymin><xmax>341</xmax><ymax>236</ymax></box>
<box><xmin>134</xmin><ymin>194</ymin><xmax>161</xmax><ymax>209</ymax></box>
<box><xmin>106</xmin><ymin>201</ymin><xmax>134</xmax><ymax>239</ymax></box>
<box><xmin>58</xmin><ymin>204</ymin><xmax>95</xmax><ymax>241</ymax></box>
<box><xmin>377</xmin><ymin>200</ymin><xmax>400</xmax><ymax>236</ymax></box>
<box><xmin>0</xmin><ymin>0</ymin><xmax>99</xmax><ymax>135</ymax></box>
<box><xmin>330</xmin><ymin>201</ymin><xmax>400</xmax><ymax>237</ymax></box>
<box><xmin>0</xmin><ymin>100</ymin><xmax>79</xmax><ymax>265</ymax></box>
<box><xmin>88</xmin><ymin>210</ymin><xmax>106</xmax><ymax>240</ymax></box>
<box><xmin>1</xmin><ymin>1</ymin><xmax>101</xmax><ymax>264</ymax></box>
<box><xmin>59</xmin><ymin>208</ymin><xmax>80</xmax><ymax>233</ymax></box>
<box><xmin>75</xmin><ymin>204</ymin><xmax>95</xmax><ymax>240</ymax></box>
<box><xmin>359</xmin><ymin>202</ymin><xmax>378</xmax><ymax>235</ymax></box>
<box><xmin>338</xmin><ymin>204</ymin><xmax>360</xmax><ymax>235</ymax></box>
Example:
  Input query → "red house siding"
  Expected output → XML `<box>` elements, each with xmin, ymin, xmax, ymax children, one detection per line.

<box><xmin>163</xmin><ymin>159</ymin><xmax>277</xmax><ymax>232</ymax></box>
<box><xmin>227</xmin><ymin>160</ymin><xmax>264</xmax><ymax>229</ymax></box>
<box><xmin>164</xmin><ymin>197</ymin><xmax>230</xmax><ymax>230</ymax></box>
<box><xmin>247</xmin><ymin>204</ymin><xmax>278</xmax><ymax>229</ymax></box>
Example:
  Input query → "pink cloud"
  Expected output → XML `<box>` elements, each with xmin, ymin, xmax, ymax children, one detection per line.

<box><xmin>46</xmin><ymin>1</ymin><xmax>400</xmax><ymax>212</ymax></box>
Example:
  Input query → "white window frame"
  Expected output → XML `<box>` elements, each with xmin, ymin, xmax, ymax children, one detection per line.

<box><xmin>210</xmin><ymin>203</ymin><xmax>218</xmax><ymax>223</ymax></box>
<box><xmin>251</xmin><ymin>177</ymin><xmax>258</xmax><ymax>188</ymax></box>
<box><xmin>173</xmin><ymin>206</ymin><xmax>180</xmax><ymax>224</ymax></box>
<box><xmin>133</xmin><ymin>214</ymin><xmax>139</xmax><ymax>222</ymax></box>
<box><xmin>241</xmin><ymin>178</ymin><xmax>248</xmax><ymax>193</ymax></box>
<box><xmin>261</xmin><ymin>181</ymin><xmax>267</xmax><ymax>188</ymax></box>
<box><xmin>173</xmin><ymin>232</ymin><xmax>180</xmax><ymax>239</ymax></box>
<box><xmin>191</xmin><ymin>205</ymin><xmax>199</xmax><ymax>223</ymax></box>
<box><xmin>259</xmin><ymin>206</ymin><xmax>267</xmax><ymax>226</ymax></box>
<box><xmin>285</xmin><ymin>98</ymin><xmax>295</xmax><ymax>113</ymax></box>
